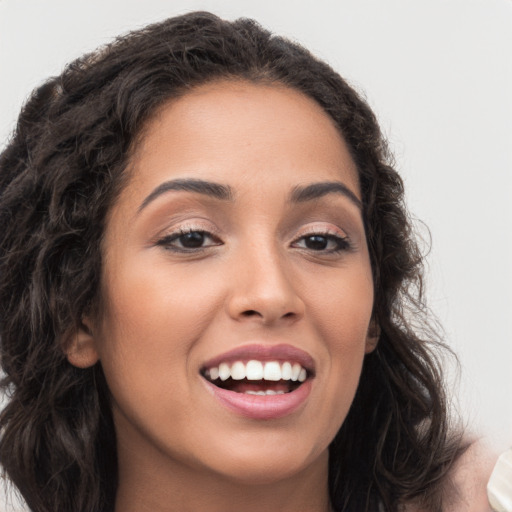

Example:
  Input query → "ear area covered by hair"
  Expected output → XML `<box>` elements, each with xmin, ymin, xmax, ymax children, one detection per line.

<box><xmin>365</xmin><ymin>318</ymin><xmax>380</xmax><ymax>354</ymax></box>
<box><xmin>64</xmin><ymin>320</ymin><xmax>100</xmax><ymax>368</ymax></box>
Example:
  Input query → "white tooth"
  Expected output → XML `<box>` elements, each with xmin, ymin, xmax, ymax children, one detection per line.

<box><xmin>245</xmin><ymin>390</ymin><xmax>259</xmax><ymax>395</ymax></box>
<box><xmin>218</xmin><ymin>362</ymin><xmax>230</xmax><ymax>381</ymax></box>
<box><xmin>281</xmin><ymin>362</ymin><xmax>292</xmax><ymax>380</ymax></box>
<box><xmin>246</xmin><ymin>360</ymin><xmax>263</xmax><ymax>380</ymax></box>
<box><xmin>209</xmin><ymin>366</ymin><xmax>219</xmax><ymax>380</ymax></box>
<box><xmin>256</xmin><ymin>391</ymin><xmax>266</xmax><ymax>396</ymax></box>
<box><xmin>265</xmin><ymin>390</ymin><xmax>277</xmax><ymax>395</ymax></box>
<box><xmin>275</xmin><ymin>390</ymin><xmax>285</xmax><ymax>395</ymax></box>
<box><xmin>263</xmin><ymin>361</ymin><xmax>282</xmax><ymax>381</ymax></box>
<box><xmin>291</xmin><ymin>363</ymin><xmax>301</xmax><ymax>381</ymax></box>
<box><xmin>230</xmin><ymin>361</ymin><xmax>246</xmax><ymax>380</ymax></box>
<box><xmin>298</xmin><ymin>368</ymin><xmax>307</xmax><ymax>382</ymax></box>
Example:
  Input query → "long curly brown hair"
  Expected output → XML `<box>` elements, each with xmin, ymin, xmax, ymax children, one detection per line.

<box><xmin>0</xmin><ymin>11</ymin><xmax>465</xmax><ymax>512</ymax></box>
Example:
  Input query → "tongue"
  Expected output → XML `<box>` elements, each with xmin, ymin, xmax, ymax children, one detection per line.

<box><xmin>228</xmin><ymin>380</ymin><xmax>292</xmax><ymax>394</ymax></box>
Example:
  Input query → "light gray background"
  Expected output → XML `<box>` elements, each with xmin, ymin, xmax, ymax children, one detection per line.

<box><xmin>1</xmin><ymin>0</ymin><xmax>511</xmax><ymax>509</ymax></box>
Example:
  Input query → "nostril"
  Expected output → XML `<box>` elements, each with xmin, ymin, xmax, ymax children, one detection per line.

<box><xmin>241</xmin><ymin>310</ymin><xmax>261</xmax><ymax>317</ymax></box>
<box><xmin>240</xmin><ymin>310</ymin><xmax>298</xmax><ymax>320</ymax></box>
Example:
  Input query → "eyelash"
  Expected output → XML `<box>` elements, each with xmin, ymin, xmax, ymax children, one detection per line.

<box><xmin>156</xmin><ymin>226</ymin><xmax>352</xmax><ymax>255</ymax></box>
<box><xmin>290</xmin><ymin>231</ymin><xmax>351</xmax><ymax>254</ymax></box>
<box><xmin>156</xmin><ymin>228</ymin><xmax>222</xmax><ymax>253</ymax></box>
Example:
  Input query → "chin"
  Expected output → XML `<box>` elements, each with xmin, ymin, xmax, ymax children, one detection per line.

<box><xmin>203</xmin><ymin>441</ymin><xmax>327</xmax><ymax>486</ymax></box>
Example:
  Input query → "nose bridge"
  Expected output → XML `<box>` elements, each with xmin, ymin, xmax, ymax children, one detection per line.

<box><xmin>226</xmin><ymin>234</ymin><xmax>304</xmax><ymax>323</ymax></box>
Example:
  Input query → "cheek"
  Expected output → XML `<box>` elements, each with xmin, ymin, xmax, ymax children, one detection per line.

<box><xmin>94</xmin><ymin>255</ymin><xmax>230</xmax><ymax>404</ymax></box>
<box><xmin>303</xmin><ymin>260</ymin><xmax>374</xmax><ymax>432</ymax></box>
<box><xmin>92</xmin><ymin>267</ymin><xmax>215</xmax><ymax>442</ymax></box>
<box><xmin>100</xmin><ymin>253</ymin><xmax>225</xmax><ymax>346</ymax></box>
<box><xmin>308</xmin><ymin>259</ymin><xmax>374</xmax><ymax>349</ymax></box>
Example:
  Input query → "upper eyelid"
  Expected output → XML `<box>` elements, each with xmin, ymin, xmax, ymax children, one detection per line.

<box><xmin>156</xmin><ymin>224</ymin><xmax>348</xmax><ymax>240</ymax></box>
<box><xmin>290</xmin><ymin>223</ymin><xmax>348</xmax><ymax>239</ymax></box>
<box><xmin>153</xmin><ymin>218</ymin><xmax>350</xmax><ymax>241</ymax></box>
<box><xmin>155</xmin><ymin>220</ymin><xmax>219</xmax><ymax>238</ymax></box>
<box><xmin>158</xmin><ymin>227</ymin><xmax>219</xmax><ymax>242</ymax></box>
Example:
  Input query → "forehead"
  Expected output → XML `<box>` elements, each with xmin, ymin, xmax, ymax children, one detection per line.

<box><xmin>126</xmin><ymin>80</ymin><xmax>360</xmax><ymax>201</ymax></box>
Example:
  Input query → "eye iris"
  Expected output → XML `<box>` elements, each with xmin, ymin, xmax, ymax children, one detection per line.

<box><xmin>305</xmin><ymin>235</ymin><xmax>328</xmax><ymax>250</ymax></box>
<box><xmin>180</xmin><ymin>232</ymin><xmax>205</xmax><ymax>248</ymax></box>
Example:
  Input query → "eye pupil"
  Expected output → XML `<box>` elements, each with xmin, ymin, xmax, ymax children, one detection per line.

<box><xmin>180</xmin><ymin>232</ymin><xmax>205</xmax><ymax>248</ymax></box>
<box><xmin>305</xmin><ymin>235</ymin><xmax>328</xmax><ymax>250</ymax></box>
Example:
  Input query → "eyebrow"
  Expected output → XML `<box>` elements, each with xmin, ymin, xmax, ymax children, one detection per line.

<box><xmin>290</xmin><ymin>181</ymin><xmax>362</xmax><ymax>209</ymax></box>
<box><xmin>138</xmin><ymin>178</ymin><xmax>233</xmax><ymax>212</ymax></box>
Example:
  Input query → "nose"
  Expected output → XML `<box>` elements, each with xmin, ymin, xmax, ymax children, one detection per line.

<box><xmin>226</xmin><ymin>244</ymin><xmax>305</xmax><ymax>325</ymax></box>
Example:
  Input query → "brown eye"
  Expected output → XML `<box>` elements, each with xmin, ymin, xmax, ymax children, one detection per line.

<box><xmin>304</xmin><ymin>235</ymin><xmax>329</xmax><ymax>250</ymax></box>
<box><xmin>292</xmin><ymin>233</ymin><xmax>351</xmax><ymax>253</ymax></box>
<box><xmin>179</xmin><ymin>231</ymin><xmax>206</xmax><ymax>248</ymax></box>
<box><xmin>157</xmin><ymin>229</ymin><xmax>222</xmax><ymax>252</ymax></box>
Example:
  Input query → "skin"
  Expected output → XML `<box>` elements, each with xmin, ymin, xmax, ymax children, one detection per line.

<box><xmin>445</xmin><ymin>440</ymin><xmax>497</xmax><ymax>512</ymax></box>
<box><xmin>68</xmin><ymin>81</ymin><xmax>376</xmax><ymax>512</ymax></box>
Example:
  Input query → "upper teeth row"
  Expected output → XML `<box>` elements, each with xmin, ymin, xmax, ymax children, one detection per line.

<box><xmin>205</xmin><ymin>360</ymin><xmax>307</xmax><ymax>382</ymax></box>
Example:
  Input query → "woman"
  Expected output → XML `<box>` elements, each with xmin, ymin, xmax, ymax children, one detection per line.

<box><xmin>0</xmin><ymin>11</ymin><xmax>470</xmax><ymax>512</ymax></box>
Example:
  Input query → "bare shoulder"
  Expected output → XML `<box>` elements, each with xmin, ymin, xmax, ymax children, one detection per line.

<box><xmin>443</xmin><ymin>439</ymin><xmax>498</xmax><ymax>512</ymax></box>
<box><xmin>403</xmin><ymin>439</ymin><xmax>498</xmax><ymax>512</ymax></box>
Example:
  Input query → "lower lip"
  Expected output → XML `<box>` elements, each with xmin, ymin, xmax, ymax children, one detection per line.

<box><xmin>202</xmin><ymin>378</ymin><xmax>313</xmax><ymax>420</ymax></box>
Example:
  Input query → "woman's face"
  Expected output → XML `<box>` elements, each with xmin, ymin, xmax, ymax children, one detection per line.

<box><xmin>76</xmin><ymin>81</ymin><xmax>375</xmax><ymax>484</ymax></box>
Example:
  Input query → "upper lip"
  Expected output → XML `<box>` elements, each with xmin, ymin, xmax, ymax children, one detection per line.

<box><xmin>201</xmin><ymin>343</ymin><xmax>316</xmax><ymax>375</ymax></box>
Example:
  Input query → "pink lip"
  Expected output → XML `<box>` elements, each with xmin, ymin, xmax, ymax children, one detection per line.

<box><xmin>200</xmin><ymin>343</ymin><xmax>315</xmax><ymax>420</ymax></box>
<box><xmin>201</xmin><ymin>343</ymin><xmax>315</xmax><ymax>373</ymax></box>
<box><xmin>202</xmin><ymin>377</ymin><xmax>313</xmax><ymax>420</ymax></box>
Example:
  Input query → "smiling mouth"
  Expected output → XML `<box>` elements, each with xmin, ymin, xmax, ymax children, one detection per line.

<box><xmin>201</xmin><ymin>360</ymin><xmax>310</xmax><ymax>395</ymax></box>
